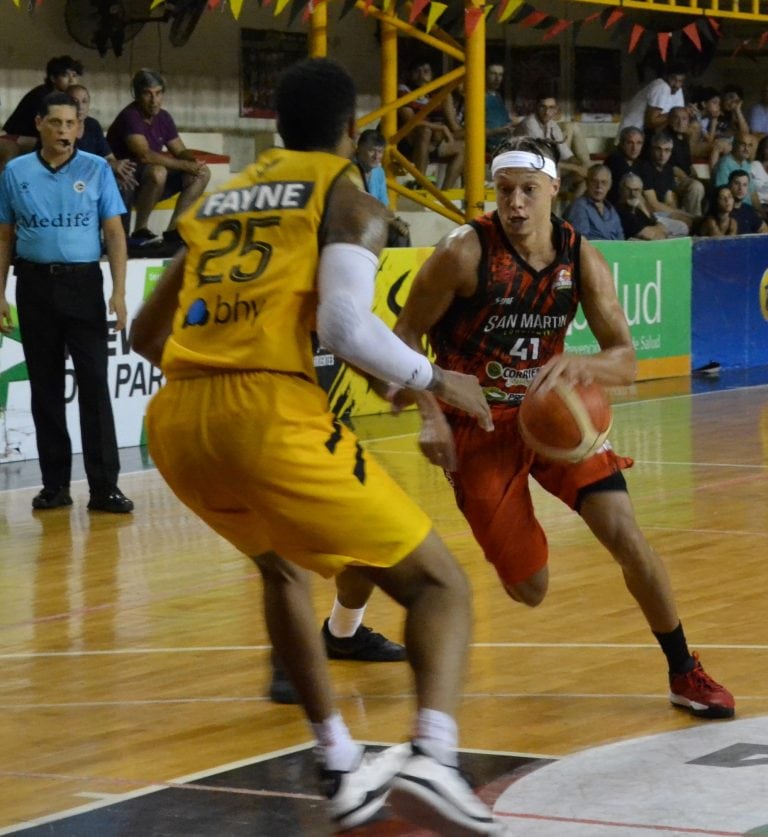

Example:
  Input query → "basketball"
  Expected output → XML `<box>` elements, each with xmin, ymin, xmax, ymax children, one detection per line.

<box><xmin>518</xmin><ymin>380</ymin><xmax>613</xmax><ymax>463</ymax></box>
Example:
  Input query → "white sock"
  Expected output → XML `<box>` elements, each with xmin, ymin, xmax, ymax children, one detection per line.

<box><xmin>413</xmin><ymin>708</ymin><xmax>458</xmax><ymax>767</ymax></box>
<box><xmin>328</xmin><ymin>599</ymin><xmax>365</xmax><ymax>638</ymax></box>
<box><xmin>311</xmin><ymin>712</ymin><xmax>362</xmax><ymax>772</ymax></box>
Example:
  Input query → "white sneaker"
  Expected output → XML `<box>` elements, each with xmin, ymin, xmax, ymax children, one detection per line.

<box><xmin>388</xmin><ymin>744</ymin><xmax>507</xmax><ymax>836</ymax></box>
<box><xmin>319</xmin><ymin>742</ymin><xmax>410</xmax><ymax>831</ymax></box>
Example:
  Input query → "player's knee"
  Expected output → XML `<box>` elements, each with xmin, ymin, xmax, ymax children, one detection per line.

<box><xmin>608</xmin><ymin>527</ymin><xmax>652</xmax><ymax>572</ymax></box>
<box><xmin>143</xmin><ymin>164</ymin><xmax>167</xmax><ymax>186</ymax></box>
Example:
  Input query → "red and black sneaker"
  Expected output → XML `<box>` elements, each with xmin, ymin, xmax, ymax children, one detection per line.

<box><xmin>669</xmin><ymin>652</ymin><xmax>735</xmax><ymax>719</ymax></box>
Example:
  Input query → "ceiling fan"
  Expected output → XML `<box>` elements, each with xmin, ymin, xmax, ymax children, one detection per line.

<box><xmin>64</xmin><ymin>0</ymin><xmax>209</xmax><ymax>58</ymax></box>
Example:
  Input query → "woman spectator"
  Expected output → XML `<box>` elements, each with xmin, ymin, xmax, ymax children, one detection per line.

<box><xmin>698</xmin><ymin>186</ymin><xmax>738</xmax><ymax>237</ymax></box>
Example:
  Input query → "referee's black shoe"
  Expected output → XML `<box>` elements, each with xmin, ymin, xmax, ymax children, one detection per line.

<box><xmin>87</xmin><ymin>488</ymin><xmax>134</xmax><ymax>514</ymax></box>
<box><xmin>32</xmin><ymin>486</ymin><xmax>72</xmax><ymax>510</ymax></box>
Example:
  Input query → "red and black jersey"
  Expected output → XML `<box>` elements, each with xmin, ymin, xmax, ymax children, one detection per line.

<box><xmin>429</xmin><ymin>211</ymin><xmax>582</xmax><ymax>410</ymax></box>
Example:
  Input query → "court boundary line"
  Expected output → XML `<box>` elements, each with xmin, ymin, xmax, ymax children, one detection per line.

<box><xmin>0</xmin><ymin>741</ymin><xmax>553</xmax><ymax>835</ymax></box>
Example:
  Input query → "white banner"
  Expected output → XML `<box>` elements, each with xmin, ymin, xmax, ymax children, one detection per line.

<box><xmin>0</xmin><ymin>258</ymin><xmax>170</xmax><ymax>463</ymax></box>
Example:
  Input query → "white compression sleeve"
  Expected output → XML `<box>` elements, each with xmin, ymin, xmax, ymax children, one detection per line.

<box><xmin>317</xmin><ymin>243</ymin><xmax>434</xmax><ymax>389</ymax></box>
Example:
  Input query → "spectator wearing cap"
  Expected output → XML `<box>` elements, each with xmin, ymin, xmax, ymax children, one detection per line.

<box><xmin>0</xmin><ymin>55</ymin><xmax>84</xmax><ymax>171</ymax></box>
<box><xmin>107</xmin><ymin>68</ymin><xmax>210</xmax><ymax>249</ymax></box>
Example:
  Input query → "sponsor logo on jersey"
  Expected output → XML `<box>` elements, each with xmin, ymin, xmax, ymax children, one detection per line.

<box><xmin>485</xmin><ymin>360</ymin><xmax>539</xmax><ymax>388</ymax></box>
<box><xmin>552</xmin><ymin>268</ymin><xmax>572</xmax><ymax>292</ymax></box>
<box><xmin>484</xmin><ymin>312</ymin><xmax>568</xmax><ymax>332</ymax></box>
<box><xmin>197</xmin><ymin>182</ymin><xmax>314</xmax><ymax>218</ymax></box>
<box><xmin>73</xmin><ymin>180</ymin><xmax>86</xmax><ymax>193</ymax></box>
<box><xmin>15</xmin><ymin>212</ymin><xmax>93</xmax><ymax>229</ymax></box>
<box><xmin>760</xmin><ymin>269</ymin><xmax>768</xmax><ymax>322</ymax></box>
<box><xmin>182</xmin><ymin>294</ymin><xmax>259</xmax><ymax>328</ymax></box>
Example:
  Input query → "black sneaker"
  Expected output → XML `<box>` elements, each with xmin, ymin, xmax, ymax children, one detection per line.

<box><xmin>322</xmin><ymin>619</ymin><xmax>406</xmax><ymax>661</ymax></box>
<box><xmin>32</xmin><ymin>486</ymin><xmax>72</xmax><ymax>510</ymax></box>
<box><xmin>694</xmin><ymin>361</ymin><xmax>721</xmax><ymax>377</ymax></box>
<box><xmin>162</xmin><ymin>229</ymin><xmax>184</xmax><ymax>245</ymax></box>
<box><xmin>128</xmin><ymin>228</ymin><xmax>162</xmax><ymax>247</ymax></box>
<box><xmin>87</xmin><ymin>489</ymin><xmax>134</xmax><ymax>514</ymax></box>
<box><xmin>268</xmin><ymin>652</ymin><xmax>300</xmax><ymax>705</ymax></box>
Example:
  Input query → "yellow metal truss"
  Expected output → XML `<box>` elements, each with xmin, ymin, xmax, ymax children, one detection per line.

<box><xmin>565</xmin><ymin>0</ymin><xmax>768</xmax><ymax>24</ymax></box>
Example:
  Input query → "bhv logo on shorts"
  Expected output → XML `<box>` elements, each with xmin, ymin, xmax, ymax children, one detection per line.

<box><xmin>183</xmin><ymin>293</ymin><xmax>259</xmax><ymax>328</ymax></box>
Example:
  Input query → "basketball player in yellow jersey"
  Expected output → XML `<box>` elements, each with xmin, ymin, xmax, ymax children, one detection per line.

<box><xmin>131</xmin><ymin>59</ymin><xmax>504</xmax><ymax>835</ymax></box>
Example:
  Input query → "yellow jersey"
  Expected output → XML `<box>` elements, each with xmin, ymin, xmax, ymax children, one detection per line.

<box><xmin>162</xmin><ymin>148</ymin><xmax>354</xmax><ymax>380</ymax></box>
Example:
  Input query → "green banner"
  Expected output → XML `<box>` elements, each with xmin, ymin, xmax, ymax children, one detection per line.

<box><xmin>565</xmin><ymin>238</ymin><xmax>692</xmax><ymax>376</ymax></box>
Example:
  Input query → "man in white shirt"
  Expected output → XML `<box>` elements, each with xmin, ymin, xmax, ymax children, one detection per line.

<box><xmin>618</xmin><ymin>64</ymin><xmax>687</xmax><ymax>139</ymax></box>
<box><xmin>515</xmin><ymin>94</ymin><xmax>588</xmax><ymax>197</ymax></box>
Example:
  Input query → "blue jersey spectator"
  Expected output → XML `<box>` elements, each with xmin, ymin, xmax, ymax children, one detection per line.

<box><xmin>355</xmin><ymin>129</ymin><xmax>410</xmax><ymax>247</ymax></box>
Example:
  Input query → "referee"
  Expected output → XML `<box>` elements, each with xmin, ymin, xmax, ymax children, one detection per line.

<box><xmin>0</xmin><ymin>92</ymin><xmax>133</xmax><ymax>513</ymax></box>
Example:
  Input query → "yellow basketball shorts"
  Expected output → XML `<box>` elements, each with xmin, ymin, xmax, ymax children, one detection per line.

<box><xmin>146</xmin><ymin>370</ymin><xmax>432</xmax><ymax>577</ymax></box>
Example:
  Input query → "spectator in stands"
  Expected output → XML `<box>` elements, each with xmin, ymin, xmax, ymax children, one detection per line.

<box><xmin>689</xmin><ymin>87</ymin><xmax>731</xmax><ymax>167</ymax></box>
<box><xmin>396</xmin><ymin>59</ymin><xmax>464</xmax><ymax>190</ymax></box>
<box><xmin>617</xmin><ymin>63</ymin><xmax>687</xmax><ymax>141</ymax></box>
<box><xmin>68</xmin><ymin>84</ymin><xmax>137</xmax><ymax>203</ymax></box>
<box><xmin>712</xmin><ymin>133</ymin><xmax>758</xmax><ymax>193</ymax></box>
<box><xmin>666</xmin><ymin>106</ymin><xmax>706</xmax><ymax>216</ymax></box>
<box><xmin>0</xmin><ymin>55</ymin><xmax>83</xmax><ymax>171</ymax></box>
<box><xmin>720</xmin><ymin>85</ymin><xmax>750</xmax><ymax>142</ymax></box>
<box><xmin>750</xmin><ymin>134</ymin><xmax>768</xmax><ymax>214</ymax></box>
<box><xmin>484</xmin><ymin>63</ymin><xmax>515</xmax><ymax>155</ymax></box>
<box><xmin>747</xmin><ymin>82</ymin><xmax>768</xmax><ymax>137</ymax></box>
<box><xmin>565</xmin><ymin>164</ymin><xmax>624</xmax><ymax>240</ymax></box>
<box><xmin>616</xmin><ymin>173</ymin><xmax>677</xmax><ymax>240</ymax></box>
<box><xmin>515</xmin><ymin>94</ymin><xmax>588</xmax><ymax>198</ymax></box>
<box><xmin>698</xmin><ymin>186</ymin><xmax>737</xmax><ymax>237</ymax></box>
<box><xmin>354</xmin><ymin>129</ymin><xmax>411</xmax><ymax>247</ymax></box>
<box><xmin>107</xmin><ymin>68</ymin><xmax>210</xmax><ymax>249</ymax></box>
<box><xmin>604</xmin><ymin>126</ymin><xmax>645</xmax><ymax>206</ymax></box>
<box><xmin>637</xmin><ymin>130</ymin><xmax>695</xmax><ymax>232</ymax></box>
<box><xmin>728</xmin><ymin>169</ymin><xmax>768</xmax><ymax>234</ymax></box>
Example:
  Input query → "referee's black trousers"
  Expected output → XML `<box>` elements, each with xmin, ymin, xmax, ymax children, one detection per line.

<box><xmin>15</xmin><ymin>262</ymin><xmax>120</xmax><ymax>496</ymax></box>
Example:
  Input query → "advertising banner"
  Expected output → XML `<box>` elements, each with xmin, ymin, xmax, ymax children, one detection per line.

<box><xmin>570</xmin><ymin>238</ymin><xmax>692</xmax><ymax>380</ymax></box>
<box><xmin>0</xmin><ymin>238</ymin><xmax>698</xmax><ymax>460</ymax></box>
<box><xmin>691</xmin><ymin>236</ymin><xmax>768</xmax><ymax>370</ymax></box>
<box><xmin>0</xmin><ymin>259</ymin><xmax>170</xmax><ymax>463</ymax></box>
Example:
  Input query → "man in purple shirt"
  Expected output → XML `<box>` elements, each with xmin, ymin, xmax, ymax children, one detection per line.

<box><xmin>107</xmin><ymin>69</ymin><xmax>210</xmax><ymax>248</ymax></box>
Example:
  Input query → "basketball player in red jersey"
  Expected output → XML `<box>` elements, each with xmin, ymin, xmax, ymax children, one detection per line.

<box><xmin>394</xmin><ymin>136</ymin><xmax>734</xmax><ymax>720</ymax></box>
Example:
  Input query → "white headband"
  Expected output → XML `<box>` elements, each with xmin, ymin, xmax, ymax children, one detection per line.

<box><xmin>491</xmin><ymin>150</ymin><xmax>558</xmax><ymax>179</ymax></box>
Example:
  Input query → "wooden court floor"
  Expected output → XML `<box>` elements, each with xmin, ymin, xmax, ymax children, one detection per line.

<box><xmin>1</xmin><ymin>370</ymin><xmax>767</xmax><ymax>835</ymax></box>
